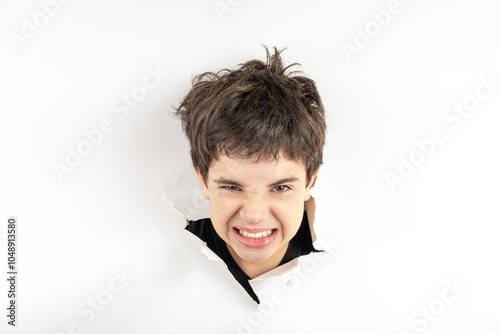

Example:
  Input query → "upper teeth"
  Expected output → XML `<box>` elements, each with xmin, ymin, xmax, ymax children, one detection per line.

<box><xmin>238</xmin><ymin>229</ymin><xmax>273</xmax><ymax>239</ymax></box>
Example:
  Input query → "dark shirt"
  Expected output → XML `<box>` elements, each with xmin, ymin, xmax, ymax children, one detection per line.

<box><xmin>185</xmin><ymin>211</ymin><xmax>320</xmax><ymax>304</ymax></box>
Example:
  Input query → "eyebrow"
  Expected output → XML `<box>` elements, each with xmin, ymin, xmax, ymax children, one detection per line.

<box><xmin>213</xmin><ymin>177</ymin><xmax>300</xmax><ymax>188</ymax></box>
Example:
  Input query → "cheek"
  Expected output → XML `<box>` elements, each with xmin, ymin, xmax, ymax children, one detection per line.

<box><xmin>274</xmin><ymin>195</ymin><xmax>306</xmax><ymax>238</ymax></box>
<box><xmin>209</xmin><ymin>196</ymin><xmax>240</xmax><ymax>231</ymax></box>
<box><xmin>278</xmin><ymin>209</ymin><xmax>303</xmax><ymax>235</ymax></box>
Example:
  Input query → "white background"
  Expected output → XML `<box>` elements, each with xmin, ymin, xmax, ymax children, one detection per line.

<box><xmin>1</xmin><ymin>0</ymin><xmax>499</xmax><ymax>333</ymax></box>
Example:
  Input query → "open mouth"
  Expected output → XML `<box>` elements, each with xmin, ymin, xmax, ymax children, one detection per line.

<box><xmin>237</xmin><ymin>229</ymin><xmax>274</xmax><ymax>239</ymax></box>
<box><xmin>232</xmin><ymin>228</ymin><xmax>278</xmax><ymax>248</ymax></box>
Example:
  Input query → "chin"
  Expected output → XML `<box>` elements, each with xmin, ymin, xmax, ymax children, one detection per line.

<box><xmin>236</xmin><ymin>249</ymin><xmax>274</xmax><ymax>263</ymax></box>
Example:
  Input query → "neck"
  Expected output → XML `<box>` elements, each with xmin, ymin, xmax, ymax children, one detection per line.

<box><xmin>227</xmin><ymin>243</ymin><xmax>289</xmax><ymax>279</ymax></box>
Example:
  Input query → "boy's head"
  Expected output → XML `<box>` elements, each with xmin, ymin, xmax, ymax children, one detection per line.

<box><xmin>176</xmin><ymin>47</ymin><xmax>326</xmax><ymax>276</ymax></box>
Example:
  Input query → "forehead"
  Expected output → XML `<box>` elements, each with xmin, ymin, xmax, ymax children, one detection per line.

<box><xmin>208</xmin><ymin>154</ymin><xmax>306</xmax><ymax>183</ymax></box>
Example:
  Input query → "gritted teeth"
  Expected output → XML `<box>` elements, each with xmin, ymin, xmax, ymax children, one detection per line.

<box><xmin>237</xmin><ymin>228</ymin><xmax>274</xmax><ymax>239</ymax></box>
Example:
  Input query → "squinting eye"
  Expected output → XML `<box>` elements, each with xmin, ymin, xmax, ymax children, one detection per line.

<box><xmin>271</xmin><ymin>185</ymin><xmax>290</xmax><ymax>192</ymax></box>
<box><xmin>222</xmin><ymin>186</ymin><xmax>241</xmax><ymax>191</ymax></box>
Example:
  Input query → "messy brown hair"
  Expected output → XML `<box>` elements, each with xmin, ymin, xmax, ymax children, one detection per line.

<box><xmin>175</xmin><ymin>46</ymin><xmax>326</xmax><ymax>186</ymax></box>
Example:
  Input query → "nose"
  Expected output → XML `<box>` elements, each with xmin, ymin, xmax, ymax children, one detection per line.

<box><xmin>239</xmin><ymin>194</ymin><xmax>269</xmax><ymax>224</ymax></box>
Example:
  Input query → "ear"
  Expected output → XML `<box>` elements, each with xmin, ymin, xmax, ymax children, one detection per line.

<box><xmin>304</xmin><ymin>168</ymin><xmax>320</xmax><ymax>201</ymax></box>
<box><xmin>194</xmin><ymin>166</ymin><xmax>210</xmax><ymax>199</ymax></box>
